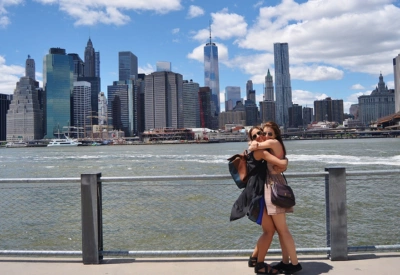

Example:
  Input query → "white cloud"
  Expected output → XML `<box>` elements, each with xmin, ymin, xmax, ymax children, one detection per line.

<box><xmin>351</xmin><ymin>84</ymin><xmax>365</xmax><ymax>90</ymax></box>
<box><xmin>187</xmin><ymin>5</ymin><xmax>204</xmax><ymax>19</ymax></box>
<box><xmin>192</xmin><ymin>10</ymin><xmax>247</xmax><ymax>41</ymax></box>
<box><xmin>172</xmin><ymin>28</ymin><xmax>180</xmax><ymax>34</ymax></box>
<box><xmin>187</xmin><ymin>43</ymin><xmax>229</xmax><ymax>63</ymax></box>
<box><xmin>139</xmin><ymin>63</ymin><xmax>155</xmax><ymax>75</ymax></box>
<box><xmin>34</xmin><ymin>0</ymin><xmax>183</xmax><ymax>26</ymax></box>
<box><xmin>0</xmin><ymin>56</ymin><xmax>24</xmax><ymax>95</ymax></box>
<box><xmin>0</xmin><ymin>0</ymin><xmax>23</xmax><ymax>27</ymax></box>
<box><xmin>290</xmin><ymin>65</ymin><xmax>343</xmax><ymax>81</ymax></box>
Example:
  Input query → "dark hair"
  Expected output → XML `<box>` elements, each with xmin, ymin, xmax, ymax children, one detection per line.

<box><xmin>248</xmin><ymin>126</ymin><xmax>263</xmax><ymax>141</ymax></box>
<box><xmin>262</xmin><ymin>121</ymin><xmax>286</xmax><ymax>157</ymax></box>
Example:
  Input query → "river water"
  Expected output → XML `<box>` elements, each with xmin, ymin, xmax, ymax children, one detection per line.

<box><xmin>0</xmin><ymin>138</ymin><xmax>399</xmax><ymax>252</ymax></box>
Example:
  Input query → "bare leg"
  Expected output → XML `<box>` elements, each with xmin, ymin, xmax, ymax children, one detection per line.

<box><xmin>271</xmin><ymin>213</ymin><xmax>298</xmax><ymax>265</ymax></box>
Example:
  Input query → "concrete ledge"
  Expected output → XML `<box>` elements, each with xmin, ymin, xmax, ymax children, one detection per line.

<box><xmin>0</xmin><ymin>253</ymin><xmax>399</xmax><ymax>275</ymax></box>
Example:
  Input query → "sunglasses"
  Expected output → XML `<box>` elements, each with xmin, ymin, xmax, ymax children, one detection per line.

<box><xmin>265</xmin><ymin>132</ymin><xmax>273</xmax><ymax>137</ymax></box>
<box><xmin>252</xmin><ymin>131</ymin><xmax>266</xmax><ymax>140</ymax></box>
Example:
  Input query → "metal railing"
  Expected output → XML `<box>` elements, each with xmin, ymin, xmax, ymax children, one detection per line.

<box><xmin>1</xmin><ymin>169</ymin><xmax>400</xmax><ymax>264</ymax></box>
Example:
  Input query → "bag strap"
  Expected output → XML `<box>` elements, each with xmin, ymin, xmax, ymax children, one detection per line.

<box><xmin>282</xmin><ymin>173</ymin><xmax>288</xmax><ymax>185</ymax></box>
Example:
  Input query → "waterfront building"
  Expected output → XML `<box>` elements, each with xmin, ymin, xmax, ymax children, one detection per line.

<box><xmin>198</xmin><ymin>87</ymin><xmax>213</xmax><ymax>129</ymax></box>
<box><xmin>288</xmin><ymin>104</ymin><xmax>303</xmax><ymax>128</ymax></box>
<box><xmin>349</xmin><ymin>104</ymin><xmax>359</xmax><ymax>119</ymax></box>
<box><xmin>6</xmin><ymin>76</ymin><xmax>43</xmax><ymax>141</ymax></box>
<box><xmin>43</xmin><ymin>48</ymin><xmax>74</xmax><ymax>138</ymax></box>
<box><xmin>358</xmin><ymin>73</ymin><xmax>395</xmax><ymax>126</ymax></box>
<box><xmin>274</xmin><ymin>43</ymin><xmax>293</xmax><ymax>128</ymax></box>
<box><xmin>219</xmin><ymin>110</ymin><xmax>246</xmax><ymax>129</ymax></box>
<box><xmin>259</xmin><ymin>100</ymin><xmax>276</xmax><ymax>124</ymax></box>
<box><xmin>264</xmin><ymin>69</ymin><xmax>274</xmax><ymax>101</ymax></box>
<box><xmin>204</xmin><ymin>27</ymin><xmax>220</xmax><ymax>116</ymax></box>
<box><xmin>77</xmin><ymin>76</ymin><xmax>100</xmax><ymax>125</ymax></box>
<box><xmin>84</xmin><ymin>38</ymin><xmax>96</xmax><ymax>78</ymax></box>
<box><xmin>119</xmin><ymin>51</ymin><xmax>138</xmax><ymax>81</ymax></box>
<box><xmin>107</xmin><ymin>80</ymin><xmax>137</xmax><ymax>136</ymax></box>
<box><xmin>0</xmin><ymin>94</ymin><xmax>12</xmax><ymax>141</ymax></box>
<box><xmin>245</xmin><ymin>99</ymin><xmax>259</xmax><ymax>126</ymax></box>
<box><xmin>136</xmin><ymin>74</ymin><xmax>146</xmax><ymax>134</ymax></box>
<box><xmin>182</xmin><ymin>79</ymin><xmax>200</xmax><ymax>128</ymax></box>
<box><xmin>144</xmin><ymin>71</ymin><xmax>183</xmax><ymax>130</ymax></box>
<box><xmin>72</xmin><ymin>81</ymin><xmax>91</xmax><ymax>137</ymax></box>
<box><xmin>393</xmin><ymin>53</ymin><xmax>400</xmax><ymax>113</ymax></box>
<box><xmin>95</xmin><ymin>51</ymin><xmax>100</xmax><ymax>78</ymax></box>
<box><xmin>156</xmin><ymin>61</ymin><xmax>171</xmax><ymax>72</ymax></box>
<box><xmin>98</xmin><ymin>92</ymin><xmax>108</xmax><ymax>127</ymax></box>
<box><xmin>302</xmin><ymin>106</ymin><xmax>313</xmax><ymax>125</ymax></box>
<box><xmin>225</xmin><ymin>86</ymin><xmax>241</xmax><ymax>111</ymax></box>
<box><xmin>314</xmin><ymin>97</ymin><xmax>344</xmax><ymax>124</ymax></box>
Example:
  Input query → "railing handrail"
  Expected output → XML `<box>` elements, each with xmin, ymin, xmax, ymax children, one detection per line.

<box><xmin>1</xmin><ymin>169</ymin><xmax>400</xmax><ymax>184</ymax></box>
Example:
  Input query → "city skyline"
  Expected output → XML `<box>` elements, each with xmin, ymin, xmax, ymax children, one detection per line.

<box><xmin>1</xmin><ymin>0</ymin><xmax>400</xmax><ymax>113</ymax></box>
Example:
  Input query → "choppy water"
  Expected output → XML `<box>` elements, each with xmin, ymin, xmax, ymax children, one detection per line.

<box><xmin>1</xmin><ymin>138</ymin><xmax>400</xmax><ymax>252</ymax></box>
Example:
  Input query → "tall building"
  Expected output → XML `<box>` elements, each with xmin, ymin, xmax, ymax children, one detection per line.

<box><xmin>288</xmin><ymin>104</ymin><xmax>303</xmax><ymax>128</ymax></box>
<box><xmin>246</xmin><ymin>80</ymin><xmax>253</xmax><ymax>100</ymax></box>
<box><xmin>25</xmin><ymin>55</ymin><xmax>35</xmax><ymax>80</ymax></box>
<box><xmin>68</xmin><ymin>53</ymin><xmax>84</xmax><ymax>81</ymax></box>
<box><xmin>95</xmin><ymin>51</ymin><xmax>100</xmax><ymax>78</ymax></box>
<box><xmin>204</xmin><ymin>27</ymin><xmax>220</xmax><ymax>116</ymax></box>
<box><xmin>259</xmin><ymin>100</ymin><xmax>276</xmax><ymax>124</ymax></box>
<box><xmin>198</xmin><ymin>87</ymin><xmax>213</xmax><ymax>129</ymax></box>
<box><xmin>302</xmin><ymin>107</ymin><xmax>313</xmax><ymax>125</ymax></box>
<box><xmin>274</xmin><ymin>43</ymin><xmax>293</xmax><ymax>128</ymax></box>
<box><xmin>144</xmin><ymin>71</ymin><xmax>183</xmax><ymax>130</ymax></box>
<box><xmin>7</xmin><ymin>56</ymin><xmax>43</xmax><ymax>141</ymax></box>
<box><xmin>156</xmin><ymin>61</ymin><xmax>171</xmax><ymax>72</ymax></box>
<box><xmin>43</xmin><ymin>48</ymin><xmax>74</xmax><ymax>138</ymax></box>
<box><xmin>84</xmin><ymin>38</ymin><xmax>96</xmax><ymax>77</ymax></box>
<box><xmin>98</xmin><ymin>92</ymin><xmax>108</xmax><ymax>127</ymax></box>
<box><xmin>72</xmin><ymin>81</ymin><xmax>91</xmax><ymax>137</ymax></box>
<box><xmin>358</xmin><ymin>73</ymin><xmax>395</xmax><ymax>126</ymax></box>
<box><xmin>107</xmin><ymin>80</ymin><xmax>137</xmax><ymax>136</ymax></box>
<box><xmin>0</xmin><ymin>94</ymin><xmax>12</xmax><ymax>141</ymax></box>
<box><xmin>314</xmin><ymin>97</ymin><xmax>344</xmax><ymax>124</ymax></box>
<box><xmin>182</xmin><ymin>79</ymin><xmax>200</xmax><ymax>128</ymax></box>
<box><xmin>264</xmin><ymin>69</ymin><xmax>274</xmax><ymax>101</ymax></box>
<box><xmin>245</xmin><ymin>99</ymin><xmax>258</xmax><ymax>126</ymax></box>
<box><xmin>225</xmin><ymin>86</ymin><xmax>241</xmax><ymax>111</ymax></box>
<box><xmin>119</xmin><ymin>51</ymin><xmax>138</xmax><ymax>81</ymax></box>
<box><xmin>393</xmin><ymin>54</ymin><xmax>400</xmax><ymax>113</ymax></box>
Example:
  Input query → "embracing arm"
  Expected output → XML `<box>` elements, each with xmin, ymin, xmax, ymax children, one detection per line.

<box><xmin>253</xmin><ymin>149</ymin><xmax>288</xmax><ymax>170</ymax></box>
<box><xmin>248</xmin><ymin>139</ymin><xmax>278</xmax><ymax>152</ymax></box>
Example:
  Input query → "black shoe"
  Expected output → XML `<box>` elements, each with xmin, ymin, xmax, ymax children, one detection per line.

<box><xmin>248</xmin><ymin>256</ymin><xmax>257</xmax><ymax>267</ymax></box>
<box><xmin>288</xmin><ymin>263</ymin><xmax>302</xmax><ymax>273</ymax></box>
<box><xmin>271</xmin><ymin>261</ymin><xmax>291</xmax><ymax>273</ymax></box>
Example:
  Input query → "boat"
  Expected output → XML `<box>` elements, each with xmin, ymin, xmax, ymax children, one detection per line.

<box><xmin>5</xmin><ymin>141</ymin><xmax>28</xmax><ymax>148</ymax></box>
<box><xmin>47</xmin><ymin>136</ymin><xmax>82</xmax><ymax>147</ymax></box>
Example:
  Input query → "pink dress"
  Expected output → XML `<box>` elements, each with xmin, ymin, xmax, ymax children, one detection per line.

<box><xmin>264</xmin><ymin>155</ymin><xmax>293</xmax><ymax>215</ymax></box>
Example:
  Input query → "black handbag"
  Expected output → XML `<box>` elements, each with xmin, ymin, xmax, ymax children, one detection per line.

<box><xmin>271</xmin><ymin>174</ymin><xmax>296</xmax><ymax>208</ymax></box>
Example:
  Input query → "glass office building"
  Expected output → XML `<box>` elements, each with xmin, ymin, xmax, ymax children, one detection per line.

<box><xmin>43</xmin><ymin>48</ymin><xmax>74</xmax><ymax>138</ymax></box>
<box><xmin>119</xmin><ymin>51</ymin><xmax>138</xmax><ymax>82</ymax></box>
<box><xmin>204</xmin><ymin>40</ymin><xmax>220</xmax><ymax>115</ymax></box>
<box><xmin>274</xmin><ymin>42</ymin><xmax>293</xmax><ymax>128</ymax></box>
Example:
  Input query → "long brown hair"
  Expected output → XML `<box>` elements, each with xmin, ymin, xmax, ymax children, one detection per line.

<box><xmin>262</xmin><ymin>121</ymin><xmax>286</xmax><ymax>157</ymax></box>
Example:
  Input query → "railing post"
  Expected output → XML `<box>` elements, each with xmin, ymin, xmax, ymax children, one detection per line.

<box><xmin>81</xmin><ymin>173</ymin><xmax>102</xmax><ymax>264</ymax></box>
<box><xmin>325</xmin><ymin>167</ymin><xmax>348</xmax><ymax>261</ymax></box>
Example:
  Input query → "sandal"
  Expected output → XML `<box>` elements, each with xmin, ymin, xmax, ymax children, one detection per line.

<box><xmin>271</xmin><ymin>261</ymin><xmax>291</xmax><ymax>273</ymax></box>
<box><xmin>248</xmin><ymin>256</ymin><xmax>257</xmax><ymax>267</ymax></box>
<box><xmin>254</xmin><ymin>262</ymin><xmax>278</xmax><ymax>274</ymax></box>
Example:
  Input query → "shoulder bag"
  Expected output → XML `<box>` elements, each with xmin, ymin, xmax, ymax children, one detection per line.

<box><xmin>271</xmin><ymin>173</ymin><xmax>296</xmax><ymax>208</ymax></box>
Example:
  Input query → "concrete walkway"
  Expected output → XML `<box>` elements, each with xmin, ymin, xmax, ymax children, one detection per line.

<box><xmin>0</xmin><ymin>252</ymin><xmax>399</xmax><ymax>275</ymax></box>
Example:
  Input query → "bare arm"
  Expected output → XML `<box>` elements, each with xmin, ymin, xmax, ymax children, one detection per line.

<box><xmin>253</xmin><ymin>149</ymin><xmax>288</xmax><ymax>170</ymax></box>
<box><xmin>248</xmin><ymin>139</ymin><xmax>278</xmax><ymax>152</ymax></box>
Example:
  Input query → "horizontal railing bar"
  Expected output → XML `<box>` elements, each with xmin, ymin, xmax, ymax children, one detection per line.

<box><xmin>1</xmin><ymin>245</ymin><xmax>399</xmax><ymax>257</ymax></box>
<box><xmin>1</xmin><ymin>170</ymin><xmax>399</xmax><ymax>184</ymax></box>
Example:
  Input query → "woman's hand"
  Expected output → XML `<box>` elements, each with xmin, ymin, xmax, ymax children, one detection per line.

<box><xmin>248</xmin><ymin>140</ymin><xmax>258</xmax><ymax>152</ymax></box>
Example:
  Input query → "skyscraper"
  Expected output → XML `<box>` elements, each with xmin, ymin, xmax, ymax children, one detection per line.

<box><xmin>246</xmin><ymin>80</ymin><xmax>253</xmax><ymax>100</ymax></box>
<box><xmin>72</xmin><ymin>81</ymin><xmax>91</xmax><ymax>137</ymax></box>
<box><xmin>25</xmin><ymin>55</ymin><xmax>35</xmax><ymax>80</ymax></box>
<box><xmin>225</xmin><ymin>86</ymin><xmax>241</xmax><ymax>111</ymax></box>
<box><xmin>7</xmin><ymin>56</ymin><xmax>43</xmax><ymax>141</ymax></box>
<box><xmin>265</xmin><ymin>69</ymin><xmax>274</xmax><ymax>101</ymax></box>
<box><xmin>144</xmin><ymin>71</ymin><xmax>183</xmax><ymax>130</ymax></box>
<box><xmin>84</xmin><ymin>38</ymin><xmax>96</xmax><ymax>77</ymax></box>
<box><xmin>204</xmin><ymin>26</ymin><xmax>220</xmax><ymax>117</ymax></box>
<box><xmin>0</xmin><ymin>94</ymin><xmax>12</xmax><ymax>141</ymax></box>
<box><xmin>393</xmin><ymin>53</ymin><xmax>400</xmax><ymax>113</ymax></box>
<box><xmin>119</xmin><ymin>51</ymin><xmax>138</xmax><ymax>81</ymax></box>
<box><xmin>43</xmin><ymin>48</ymin><xmax>74</xmax><ymax>138</ymax></box>
<box><xmin>274</xmin><ymin>43</ymin><xmax>293</xmax><ymax>128</ymax></box>
<box><xmin>183</xmin><ymin>79</ymin><xmax>200</xmax><ymax>128</ymax></box>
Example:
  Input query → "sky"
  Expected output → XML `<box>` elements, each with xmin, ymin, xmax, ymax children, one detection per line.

<box><xmin>1</xmin><ymin>0</ymin><xmax>400</xmax><ymax>113</ymax></box>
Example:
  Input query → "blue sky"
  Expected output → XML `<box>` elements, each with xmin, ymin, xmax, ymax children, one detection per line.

<box><xmin>1</xmin><ymin>0</ymin><xmax>400</xmax><ymax>113</ymax></box>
